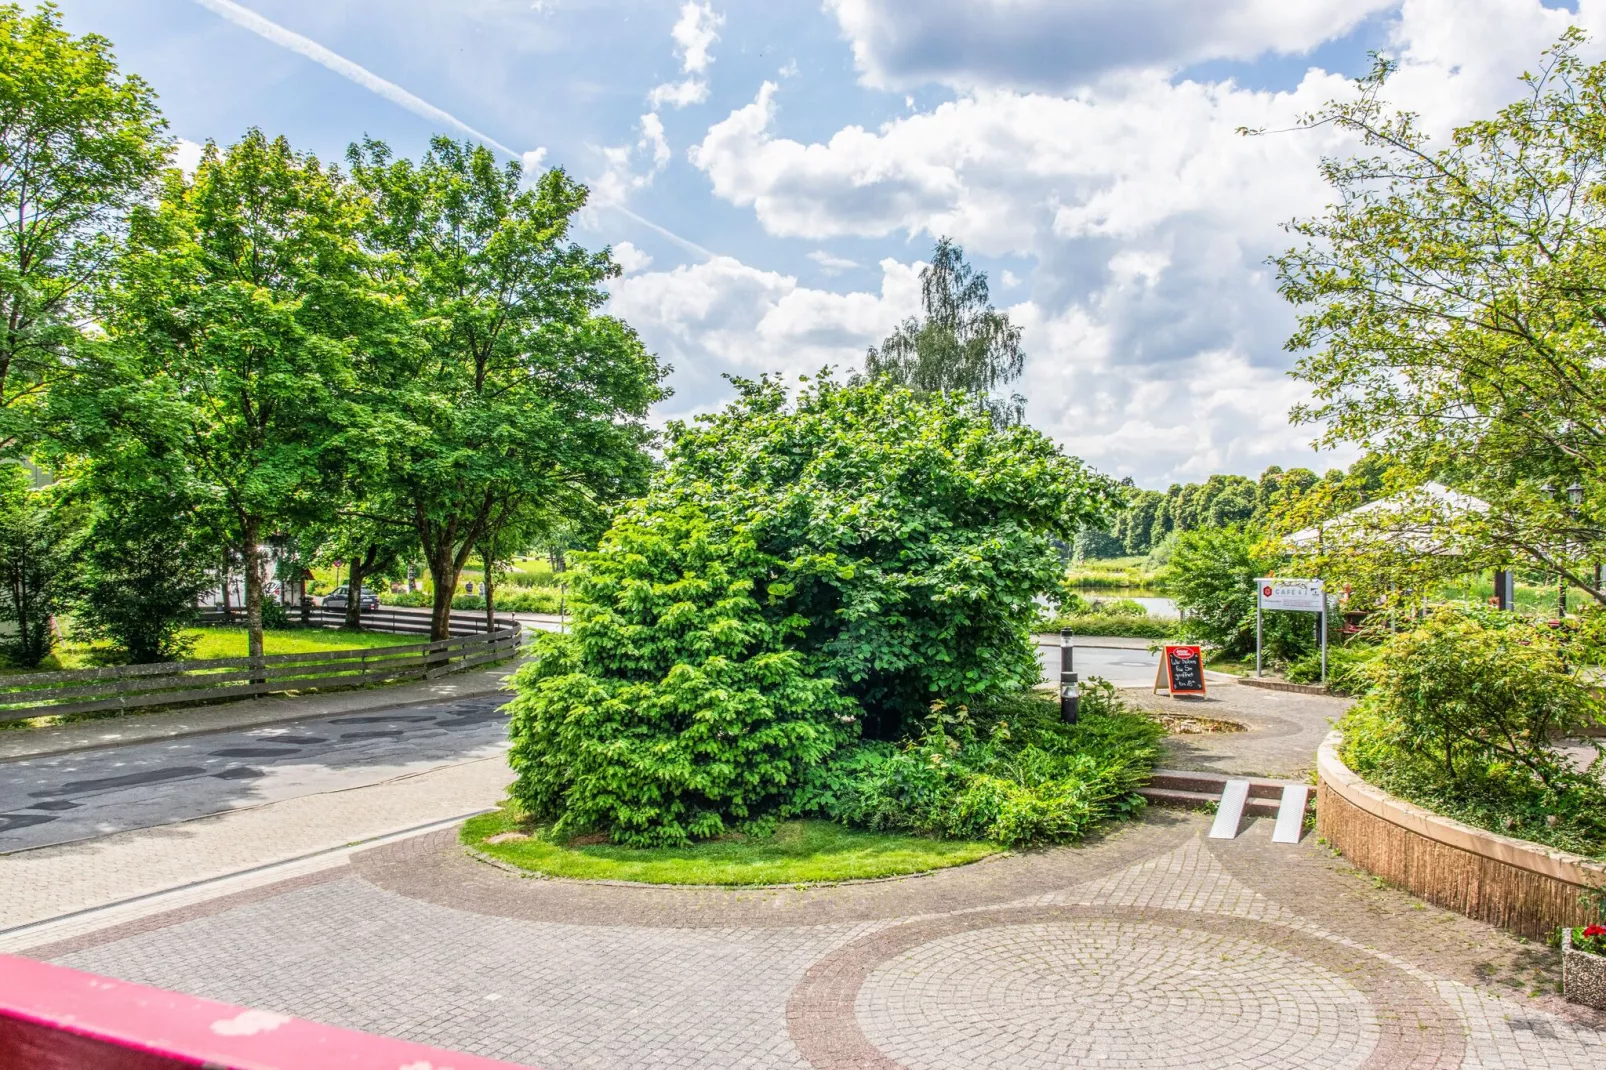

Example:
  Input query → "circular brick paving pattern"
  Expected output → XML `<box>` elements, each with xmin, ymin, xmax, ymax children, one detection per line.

<box><xmin>788</xmin><ymin>905</ymin><xmax>1465</xmax><ymax>1070</ymax></box>
<box><xmin>856</xmin><ymin>920</ymin><xmax>1378</xmax><ymax>1070</ymax></box>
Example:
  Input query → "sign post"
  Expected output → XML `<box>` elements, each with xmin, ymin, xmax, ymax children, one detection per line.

<box><xmin>1255</xmin><ymin>578</ymin><xmax>1328</xmax><ymax>684</ymax></box>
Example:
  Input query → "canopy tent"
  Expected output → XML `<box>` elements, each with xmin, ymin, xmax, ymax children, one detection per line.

<box><xmin>1283</xmin><ymin>481</ymin><xmax>1489</xmax><ymax>556</ymax></box>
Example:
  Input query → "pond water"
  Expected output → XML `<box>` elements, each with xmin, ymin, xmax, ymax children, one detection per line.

<box><xmin>1072</xmin><ymin>587</ymin><xmax>1179</xmax><ymax>619</ymax></box>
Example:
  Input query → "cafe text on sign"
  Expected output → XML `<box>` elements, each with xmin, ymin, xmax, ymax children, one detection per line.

<box><xmin>1255</xmin><ymin>577</ymin><xmax>1326</xmax><ymax>613</ymax></box>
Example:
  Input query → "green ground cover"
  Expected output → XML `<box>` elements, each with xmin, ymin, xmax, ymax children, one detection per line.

<box><xmin>1064</xmin><ymin>556</ymin><xmax>1167</xmax><ymax>590</ymax></box>
<box><xmin>2</xmin><ymin>627</ymin><xmax>420</xmax><ymax>674</ymax></box>
<box><xmin>462</xmin><ymin>812</ymin><xmax>999</xmax><ymax>885</ymax></box>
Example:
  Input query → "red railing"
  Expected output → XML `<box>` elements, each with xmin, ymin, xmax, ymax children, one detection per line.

<box><xmin>0</xmin><ymin>955</ymin><xmax>529</xmax><ymax>1069</ymax></box>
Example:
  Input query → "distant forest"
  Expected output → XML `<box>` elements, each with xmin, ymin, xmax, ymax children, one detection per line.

<box><xmin>1076</xmin><ymin>456</ymin><xmax>1388</xmax><ymax>559</ymax></box>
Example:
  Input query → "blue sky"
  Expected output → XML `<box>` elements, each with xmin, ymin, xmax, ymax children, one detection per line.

<box><xmin>52</xmin><ymin>0</ymin><xmax>1601</xmax><ymax>486</ymax></box>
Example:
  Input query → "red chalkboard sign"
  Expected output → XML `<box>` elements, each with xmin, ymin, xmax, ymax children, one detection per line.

<box><xmin>1154</xmin><ymin>644</ymin><xmax>1207</xmax><ymax>697</ymax></box>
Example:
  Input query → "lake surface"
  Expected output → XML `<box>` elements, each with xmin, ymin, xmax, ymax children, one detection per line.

<box><xmin>1072</xmin><ymin>587</ymin><xmax>1179</xmax><ymax>619</ymax></box>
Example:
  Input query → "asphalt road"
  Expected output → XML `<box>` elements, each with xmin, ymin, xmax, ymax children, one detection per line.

<box><xmin>1036</xmin><ymin>641</ymin><xmax>1161</xmax><ymax>688</ymax></box>
<box><xmin>0</xmin><ymin>695</ymin><xmax>511</xmax><ymax>853</ymax></box>
<box><xmin>0</xmin><ymin>636</ymin><xmax>1163</xmax><ymax>855</ymax></box>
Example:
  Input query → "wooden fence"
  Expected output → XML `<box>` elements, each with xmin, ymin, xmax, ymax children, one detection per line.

<box><xmin>197</xmin><ymin>603</ymin><xmax>507</xmax><ymax>637</ymax></box>
<box><xmin>0</xmin><ymin>618</ymin><xmax>523</xmax><ymax>724</ymax></box>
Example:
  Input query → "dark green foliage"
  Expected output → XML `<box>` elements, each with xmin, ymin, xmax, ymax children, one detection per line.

<box><xmin>507</xmin><ymin>375</ymin><xmax>1119</xmax><ymax>845</ymax></box>
<box><xmin>71</xmin><ymin>498</ymin><xmax>214</xmax><ymax>663</ymax></box>
<box><xmin>664</xmin><ymin>376</ymin><xmax>1113</xmax><ymax>739</ymax></box>
<box><xmin>814</xmin><ymin>688</ymin><xmax>1163</xmax><ymax>848</ymax></box>
<box><xmin>0</xmin><ymin>463</ymin><xmax>78</xmax><ymax>666</ymax></box>
<box><xmin>347</xmin><ymin>136</ymin><xmax>665</xmax><ymax>641</ymax></box>
<box><xmin>1165</xmin><ymin>525</ymin><xmax>1316</xmax><ymax>661</ymax></box>
<box><xmin>1285</xmin><ymin>641</ymin><xmax>1378</xmax><ymax>695</ymax></box>
<box><xmin>1340</xmin><ymin>606</ymin><xmax>1606</xmax><ymax>858</ymax></box>
<box><xmin>506</xmin><ymin>502</ymin><xmax>858</xmax><ymax>847</ymax></box>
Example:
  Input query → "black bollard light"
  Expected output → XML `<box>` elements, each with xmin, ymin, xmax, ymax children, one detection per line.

<box><xmin>1060</xmin><ymin>628</ymin><xmax>1079</xmax><ymax>723</ymax></box>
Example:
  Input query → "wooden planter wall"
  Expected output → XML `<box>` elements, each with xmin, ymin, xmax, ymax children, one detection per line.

<box><xmin>1317</xmin><ymin>734</ymin><xmax>1605</xmax><ymax>939</ymax></box>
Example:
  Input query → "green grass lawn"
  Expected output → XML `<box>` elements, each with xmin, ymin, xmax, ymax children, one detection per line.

<box><xmin>4</xmin><ymin>626</ymin><xmax>422</xmax><ymax>675</ymax></box>
<box><xmin>462</xmin><ymin>808</ymin><xmax>1000</xmax><ymax>886</ymax></box>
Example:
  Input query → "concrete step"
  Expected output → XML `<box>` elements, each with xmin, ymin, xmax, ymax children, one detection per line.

<box><xmin>1148</xmin><ymin>768</ymin><xmax>1310</xmax><ymax>800</ymax></box>
<box><xmin>1139</xmin><ymin>785</ymin><xmax>1281</xmax><ymax>818</ymax></box>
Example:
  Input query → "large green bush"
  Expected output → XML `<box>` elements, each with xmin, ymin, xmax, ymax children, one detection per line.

<box><xmin>1339</xmin><ymin>606</ymin><xmax>1606</xmax><ymax>857</ymax></box>
<box><xmin>506</xmin><ymin>375</ymin><xmax>1117</xmax><ymax>845</ymax></box>
<box><xmin>507</xmin><ymin>502</ymin><xmax>857</xmax><ymax>847</ymax></box>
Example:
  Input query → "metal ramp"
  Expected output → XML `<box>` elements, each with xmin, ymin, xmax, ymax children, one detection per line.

<box><xmin>1140</xmin><ymin>769</ymin><xmax>1314</xmax><ymax>843</ymax></box>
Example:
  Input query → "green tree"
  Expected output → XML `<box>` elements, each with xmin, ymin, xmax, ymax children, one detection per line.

<box><xmin>59</xmin><ymin>130</ymin><xmax>380</xmax><ymax>660</ymax></box>
<box><xmin>866</xmin><ymin>237</ymin><xmax>1026</xmax><ymax>425</ymax></box>
<box><xmin>72</xmin><ymin>491</ymin><xmax>214</xmax><ymax>663</ymax></box>
<box><xmin>0</xmin><ymin>462</ymin><xmax>78</xmax><ymax>666</ymax></box>
<box><xmin>348</xmin><ymin>137</ymin><xmax>665</xmax><ymax>640</ymax></box>
<box><xmin>1275</xmin><ymin>33</ymin><xmax>1606</xmax><ymax>600</ymax></box>
<box><xmin>1165</xmin><ymin>525</ymin><xmax>1315</xmax><ymax>661</ymax></box>
<box><xmin>0</xmin><ymin>3</ymin><xmax>167</xmax><ymax>448</ymax></box>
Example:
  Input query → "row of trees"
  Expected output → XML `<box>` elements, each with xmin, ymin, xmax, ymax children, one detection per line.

<box><xmin>0</xmin><ymin>5</ymin><xmax>665</xmax><ymax>665</ymax></box>
<box><xmin>1079</xmin><ymin>458</ymin><xmax>1388</xmax><ymax>560</ymax></box>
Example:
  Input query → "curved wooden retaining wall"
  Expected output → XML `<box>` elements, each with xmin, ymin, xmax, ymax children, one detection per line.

<box><xmin>1317</xmin><ymin>732</ymin><xmax>1606</xmax><ymax>939</ymax></box>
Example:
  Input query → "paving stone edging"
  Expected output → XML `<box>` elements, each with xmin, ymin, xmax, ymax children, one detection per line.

<box><xmin>1318</xmin><ymin>730</ymin><xmax>1606</xmax><ymax>937</ymax></box>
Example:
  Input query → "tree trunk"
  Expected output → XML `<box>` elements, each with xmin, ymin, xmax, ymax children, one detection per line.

<box><xmin>220</xmin><ymin>549</ymin><xmax>232</xmax><ymax>621</ymax></box>
<box><xmin>482</xmin><ymin>543</ymin><xmax>495</xmax><ymax>633</ymax></box>
<box><xmin>344</xmin><ymin>552</ymin><xmax>367</xmax><ymax>631</ymax></box>
<box><xmin>241</xmin><ymin>518</ymin><xmax>265</xmax><ymax>677</ymax></box>
<box><xmin>426</xmin><ymin>551</ymin><xmax>460</xmax><ymax>642</ymax></box>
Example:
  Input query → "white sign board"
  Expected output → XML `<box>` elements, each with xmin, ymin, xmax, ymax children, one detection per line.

<box><xmin>1256</xmin><ymin>577</ymin><xmax>1325</xmax><ymax>613</ymax></box>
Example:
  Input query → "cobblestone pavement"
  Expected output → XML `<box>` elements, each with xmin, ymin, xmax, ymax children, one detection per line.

<box><xmin>1126</xmin><ymin>678</ymin><xmax>1351</xmax><ymax>779</ymax></box>
<box><xmin>12</xmin><ymin>680</ymin><xmax>1606</xmax><ymax>1068</ymax></box>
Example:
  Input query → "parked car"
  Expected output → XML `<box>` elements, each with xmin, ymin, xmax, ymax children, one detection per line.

<box><xmin>321</xmin><ymin>584</ymin><xmax>379</xmax><ymax>612</ymax></box>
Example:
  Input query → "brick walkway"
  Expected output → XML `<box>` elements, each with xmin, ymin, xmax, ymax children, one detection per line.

<box><xmin>7</xmin><ymin>680</ymin><xmax>1606</xmax><ymax>1068</ymax></box>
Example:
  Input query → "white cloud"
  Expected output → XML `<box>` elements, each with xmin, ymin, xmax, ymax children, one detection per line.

<box><xmin>824</xmin><ymin>0</ymin><xmax>1396</xmax><ymax>90</ymax></box>
<box><xmin>676</xmin><ymin>0</ymin><xmax>1606</xmax><ymax>483</ymax></box>
<box><xmin>171</xmin><ymin>137</ymin><xmax>205</xmax><ymax>175</ymax></box>
<box><xmin>648</xmin><ymin>2</ymin><xmax>724</xmax><ymax>109</ymax></box>
<box><xmin>808</xmin><ymin>250</ymin><xmax>859</xmax><ymax>275</ymax></box>
<box><xmin>607</xmin><ymin>256</ymin><xmax>921</xmax><ymax>418</ymax></box>
<box><xmin>611</xmin><ymin>241</ymin><xmax>654</xmax><ymax>275</ymax></box>
<box><xmin>648</xmin><ymin>77</ymin><xmax>709</xmax><ymax>109</ymax></box>
<box><xmin>671</xmin><ymin>2</ymin><xmax>723</xmax><ymax>74</ymax></box>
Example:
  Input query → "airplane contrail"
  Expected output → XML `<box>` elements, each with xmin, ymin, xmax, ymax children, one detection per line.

<box><xmin>190</xmin><ymin>0</ymin><xmax>514</xmax><ymax>160</ymax></box>
<box><xmin>191</xmin><ymin>0</ymin><xmax>712</xmax><ymax>261</ymax></box>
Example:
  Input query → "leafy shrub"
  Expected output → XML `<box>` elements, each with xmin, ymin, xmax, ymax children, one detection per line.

<box><xmin>1339</xmin><ymin>606</ymin><xmax>1606</xmax><ymax>857</ymax></box>
<box><xmin>506</xmin><ymin>375</ymin><xmax>1121</xmax><ymax>845</ymax></box>
<box><xmin>259</xmin><ymin>598</ymin><xmax>290</xmax><ymax>629</ymax></box>
<box><xmin>1040</xmin><ymin>612</ymin><xmax>1176</xmax><ymax>640</ymax></box>
<box><xmin>451</xmin><ymin>594</ymin><xmax>485</xmax><ymax>610</ymax></box>
<box><xmin>379</xmin><ymin>589</ymin><xmax>430</xmax><ymax>607</ymax></box>
<box><xmin>814</xmin><ymin>688</ymin><xmax>1162</xmax><ymax>847</ymax></box>
<box><xmin>1164</xmin><ymin>526</ymin><xmax>1315</xmax><ymax>661</ymax></box>
<box><xmin>71</xmin><ymin>499</ymin><xmax>213</xmax><ymax>663</ymax></box>
<box><xmin>1285</xmin><ymin>642</ymin><xmax>1379</xmax><ymax>695</ymax></box>
<box><xmin>506</xmin><ymin>502</ymin><xmax>857</xmax><ymax>847</ymax></box>
<box><xmin>0</xmin><ymin>467</ymin><xmax>81</xmax><ymax>667</ymax></box>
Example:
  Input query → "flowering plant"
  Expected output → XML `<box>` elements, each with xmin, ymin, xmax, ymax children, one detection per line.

<box><xmin>1573</xmin><ymin>924</ymin><xmax>1606</xmax><ymax>956</ymax></box>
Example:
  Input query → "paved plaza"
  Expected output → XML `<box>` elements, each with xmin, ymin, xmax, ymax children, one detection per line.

<box><xmin>3</xmin><ymin>677</ymin><xmax>1604</xmax><ymax>1067</ymax></box>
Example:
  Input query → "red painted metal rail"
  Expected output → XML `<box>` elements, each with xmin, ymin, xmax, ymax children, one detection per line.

<box><xmin>0</xmin><ymin>955</ymin><xmax>528</xmax><ymax>1069</ymax></box>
